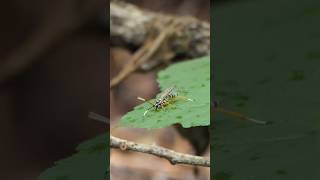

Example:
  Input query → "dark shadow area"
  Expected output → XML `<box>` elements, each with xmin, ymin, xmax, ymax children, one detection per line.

<box><xmin>0</xmin><ymin>0</ymin><xmax>107</xmax><ymax>179</ymax></box>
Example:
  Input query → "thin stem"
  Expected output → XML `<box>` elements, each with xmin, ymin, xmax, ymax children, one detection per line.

<box><xmin>215</xmin><ymin>108</ymin><xmax>268</xmax><ymax>125</ymax></box>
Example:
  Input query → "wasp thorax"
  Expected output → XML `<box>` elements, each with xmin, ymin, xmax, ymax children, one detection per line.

<box><xmin>142</xmin><ymin>86</ymin><xmax>192</xmax><ymax>116</ymax></box>
<box><xmin>155</xmin><ymin>101</ymin><xmax>162</xmax><ymax>108</ymax></box>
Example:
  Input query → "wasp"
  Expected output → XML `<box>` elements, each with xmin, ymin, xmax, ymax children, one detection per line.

<box><xmin>137</xmin><ymin>86</ymin><xmax>193</xmax><ymax>116</ymax></box>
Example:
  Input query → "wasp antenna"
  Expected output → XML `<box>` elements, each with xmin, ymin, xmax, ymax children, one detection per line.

<box><xmin>137</xmin><ymin>97</ymin><xmax>146</xmax><ymax>101</ymax></box>
<box><xmin>138</xmin><ymin>96</ymin><xmax>154</xmax><ymax>106</ymax></box>
<box><xmin>176</xmin><ymin>95</ymin><xmax>193</xmax><ymax>102</ymax></box>
<box><xmin>143</xmin><ymin>105</ymin><xmax>156</xmax><ymax>116</ymax></box>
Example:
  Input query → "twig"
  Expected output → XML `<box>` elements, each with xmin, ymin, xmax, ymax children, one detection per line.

<box><xmin>110</xmin><ymin>18</ymin><xmax>176</xmax><ymax>88</ymax></box>
<box><xmin>88</xmin><ymin>112</ymin><xmax>110</xmax><ymax>124</ymax></box>
<box><xmin>110</xmin><ymin>135</ymin><xmax>210</xmax><ymax>167</ymax></box>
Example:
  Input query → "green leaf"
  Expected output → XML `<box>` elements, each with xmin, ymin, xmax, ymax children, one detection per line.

<box><xmin>38</xmin><ymin>134</ymin><xmax>108</xmax><ymax>180</ymax></box>
<box><xmin>119</xmin><ymin>56</ymin><xmax>210</xmax><ymax>129</ymax></box>
<box><xmin>212</xmin><ymin>0</ymin><xmax>320</xmax><ymax>179</ymax></box>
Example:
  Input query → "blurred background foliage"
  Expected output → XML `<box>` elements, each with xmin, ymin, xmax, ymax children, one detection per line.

<box><xmin>212</xmin><ymin>0</ymin><xmax>320</xmax><ymax>179</ymax></box>
<box><xmin>0</xmin><ymin>0</ymin><xmax>106</xmax><ymax>179</ymax></box>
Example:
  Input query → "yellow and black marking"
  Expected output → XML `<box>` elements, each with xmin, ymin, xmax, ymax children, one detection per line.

<box><xmin>138</xmin><ymin>86</ymin><xmax>192</xmax><ymax>116</ymax></box>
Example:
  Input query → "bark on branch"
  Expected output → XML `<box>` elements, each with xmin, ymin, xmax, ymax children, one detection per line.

<box><xmin>111</xmin><ymin>0</ymin><xmax>210</xmax><ymax>57</ymax></box>
<box><xmin>110</xmin><ymin>135</ymin><xmax>210</xmax><ymax>167</ymax></box>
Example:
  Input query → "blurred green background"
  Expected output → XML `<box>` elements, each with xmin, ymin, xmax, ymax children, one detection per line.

<box><xmin>212</xmin><ymin>0</ymin><xmax>320</xmax><ymax>179</ymax></box>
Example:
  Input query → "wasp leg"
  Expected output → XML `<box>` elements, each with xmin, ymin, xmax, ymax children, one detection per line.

<box><xmin>169</xmin><ymin>103</ymin><xmax>178</xmax><ymax>110</ymax></box>
<box><xmin>160</xmin><ymin>101</ymin><xmax>172</xmax><ymax>111</ymax></box>
<box><xmin>162</xmin><ymin>106</ymin><xmax>167</xmax><ymax>111</ymax></box>
<box><xmin>175</xmin><ymin>95</ymin><xmax>193</xmax><ymax>102</ymax></box>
